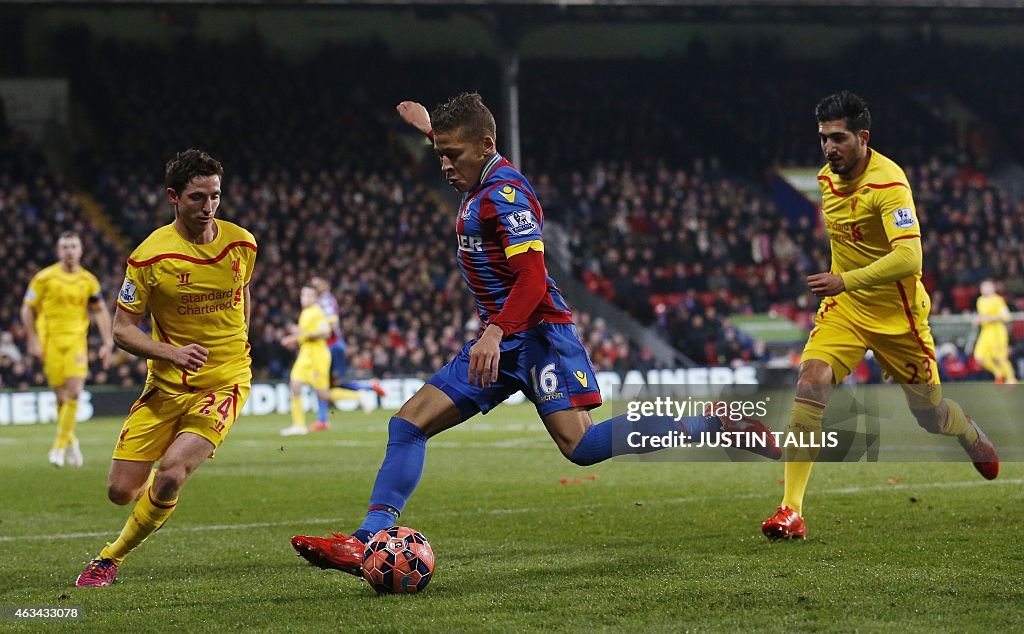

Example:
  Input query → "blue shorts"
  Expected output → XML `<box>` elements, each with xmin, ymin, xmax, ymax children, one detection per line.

<box><xmin>428</xmin><ymin>322</ymin><xmax>603</xmax><ymax>419</ymax></box>
<box><xmin>329</xmin><ymin>342</ymin><xmax>347</xmax><ymax>378</ymax></box>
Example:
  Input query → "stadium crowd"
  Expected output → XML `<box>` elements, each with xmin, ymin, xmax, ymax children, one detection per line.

<box><xmin>2</xmin><ymin>33</ymin><xmax>1023</xmax><ymax>387</ymax></box>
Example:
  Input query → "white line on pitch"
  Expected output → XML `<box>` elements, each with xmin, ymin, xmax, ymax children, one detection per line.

<box><xmin>1</xmin><ymin>478</ymin><xmax>1021</xmax><ymax>543</ymax></box>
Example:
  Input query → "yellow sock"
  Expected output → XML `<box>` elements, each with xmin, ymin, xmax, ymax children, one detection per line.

<box><xmin>136</xmin><ymin>468</ymin><xmax>158</xmax><ymax>501</ymax></box>
<box><xmin>940</xmin><ymin>399</ymin><xmax>978</xmax><ymax>445</ymax></box>
<box><xmin>51</xmin><ymin>402</ymin><xmax>67</xmax><ymax>450</ymax></box>
<box><xmin>290</xmin><ymin>396</ymin><xmax>306</xmax><ymax>427</ymax></box>
<box><xmin>99</xmin><ymin>484</ymin><xmax>177</xmax><ymax>565</ymax></box>
<box><xmin>781</xmin><ymin>398</ymin><xmax>826</xmax><ymax>516</ymax></box>
<box><xmin>979</xmin><ymin>356</ymin><xmax>1000</xmax><ymax>378</ymax></box>
<box><xmin>52</xmin><ymin>400</ymin><xmax>78</xmax><ymax>449</ymax></box>
<box><xmin>999</xmin><ymin>359</ymin><xmax>1017</xmax><ymax>384</ymax></box>
<box><xmin>329</xmin><ymin>387</ymin><xmax>361</xmax><ymax>402</ymax></box>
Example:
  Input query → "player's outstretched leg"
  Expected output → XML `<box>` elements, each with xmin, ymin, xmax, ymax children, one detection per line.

<box><xmin>911</xmin><ymin>397</ymin><xmax>999</xmax><ymax>480</ymax></box>
<box><xmin>292</xmin><ymin>416</ymin><xmax>428</xmax><ymax>576</ymax></box>
<box><xmin>712</xmin><ymin>402</ymin><xmax>783</xmax><ymax>460</ymax></box>
<box><xmin>566</xmin><ymin>409</ymin><xmax>780</xmax><ymax>466</ymax></box>
<box><xmin>959</xmin><ymin>418</ymin><xmax>999</xmax><ymax>480</ymax></box>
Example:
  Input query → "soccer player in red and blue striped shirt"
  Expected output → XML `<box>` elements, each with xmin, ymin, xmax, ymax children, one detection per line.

<box><xmin>291</xmin><ymin>93</ymin><xmax>780</xmax><ymax>576</ymax></box>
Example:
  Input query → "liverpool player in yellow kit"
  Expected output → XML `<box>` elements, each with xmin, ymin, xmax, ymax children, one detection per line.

<box><xmin>279</xmin><ymin>283</ymin><xmax>363</xmax><ymax>436</ymax></box>
<box><xmin>76</xmin><ymin>149</ymin><xmax>257</xmax><ymax>586</ymax></box>
<box><xmin>761</xmin><ymin>92</ymin><xmax>999</xmax><ymax>541</ymax></box>
<box><xmin>973</xmin><ymin>280</ymin><xmax>1017</xmax><ymax>384</ymax></box>
<box><xmin>21</xmin><ymin>231</ymin><xmax>114</xmax><ymax>468</ymax></box>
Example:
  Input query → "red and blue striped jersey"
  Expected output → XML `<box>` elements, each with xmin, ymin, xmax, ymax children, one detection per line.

<box><xmin>455</xmin><ymin>153</ymin><xmax>574</xmax><ymax>334</ymax></box>
<box><xmin>317</xmin><ymin>291</ymin><xmax>343</xmax><ymax>347</ymax></box>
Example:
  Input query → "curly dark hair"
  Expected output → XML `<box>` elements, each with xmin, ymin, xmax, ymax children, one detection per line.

<box><xmin>165</xmin><ymin>149</ymin><xmax>224</xmax><ymax>194</ymax></box>
<box><xmin>815</xmin><ymin>91</ymin><xmax>871</xmax><ymax>132</ymax></box>
<box><xmin>430</xmin><ymin>92</ymin><xmax>496</xmax><ymax>140</ymax></box>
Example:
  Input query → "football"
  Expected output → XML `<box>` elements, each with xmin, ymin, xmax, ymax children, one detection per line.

<box><xmin>361</xmin><ymin>526</ymin><xmax>435</xmax><ymax>594</ymax></box>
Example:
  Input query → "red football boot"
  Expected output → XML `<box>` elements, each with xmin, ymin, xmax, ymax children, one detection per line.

<box><xmin>761</xmin><ymin>506</ymin><xmax>807</xmax><ymax>541</ymax></box>
<box><xmin>76</xmin><ymin>558</ymin><xmax>118</xmax><ymax>587</ymax></box>
<box><xmin>707</xmin><ymin>402</ymin><xmax>783</xmax><ymax>460</ymax></box>
<box><xmin>291</xmin><ymin>532</ymin><xmax>364</xmax><ymax>577</ymax></box>
<box><xmin>960</xmin><ymin>419</ymin><xmax>999</xmax><ymax>480</ymax></box>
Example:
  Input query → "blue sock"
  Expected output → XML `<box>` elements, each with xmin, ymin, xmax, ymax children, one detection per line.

<box><xmin>568</xmin><ymin>413</ymin><xmax>723</xmax><ymax>466</ymax></box>
<box><xmin>355</xmin><ymin>417</ymin><xmax>428</xmax><ymax>541</ymax></box>
<box><xmin>317</xmin><ymin>398</ymin><xmax>329</xmax><ymax>422</ymax></box>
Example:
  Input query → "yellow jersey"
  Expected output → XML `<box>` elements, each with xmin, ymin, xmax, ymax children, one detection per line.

<box><xmin>24</xmin><ymin>263</ymin><xmax>102</xmax><ymax>339</ymax></box>
<box><xmin>817</xmin><ymin>149</ymin><xmax>926</xmax><ymax>333</ymax></box>
<box><xmin>298</xmin><ymin>305</ymin><xmax>329</xmax><ymax>354</ymax></box>
<box><xmin>977</xmin><ymin>294</ymin><xmax>1010</xmax><ymax>336</ymax></box>
<box><xmin>116</xmin><ymin>219</ymin><xmax>257</xmax><ymax>392</ymax></box>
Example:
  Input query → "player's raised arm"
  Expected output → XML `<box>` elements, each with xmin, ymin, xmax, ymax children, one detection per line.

<box><xmin>112</xmin><ymin>307</ymin><xmax>208</xmax><ymax>372</ymax></box>
<box><xmin>396</xmin><ymin>101</ymin><xmax>432</xmax><ymax>138</ymax></box>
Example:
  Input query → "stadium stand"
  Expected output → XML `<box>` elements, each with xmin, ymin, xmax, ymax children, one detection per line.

<box><xmin>3</xmin><ymin>32</ymin><xmax>1024</xmax><ymax>386</ymax></box>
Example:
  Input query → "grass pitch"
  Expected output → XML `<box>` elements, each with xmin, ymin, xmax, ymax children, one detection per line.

<box><xmin>1</xmin><ymin>402</ymin><xmax>1022</xmax><ymax>632</ymax></box>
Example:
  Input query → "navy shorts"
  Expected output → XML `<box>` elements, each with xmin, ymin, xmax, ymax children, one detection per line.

<box><xmin>428</xmin><ymin>322</ymin><xmax>603</xmax><ymax>419</ymax></box>
<box><xmin>329</xmin><ymin>342</ymin><xmax>347</xmax><ymax>378</ymax></box>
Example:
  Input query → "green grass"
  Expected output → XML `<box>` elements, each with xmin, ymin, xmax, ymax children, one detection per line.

<box><xmin>1</xmin><ymin>403</ymin><xmax>1022</xmax><ymax>632</ymax></box>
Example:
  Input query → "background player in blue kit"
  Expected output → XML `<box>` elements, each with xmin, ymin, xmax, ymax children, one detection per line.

<box><xmin>291</xmin><ymin>93</ymin><xmax>780</xmax><ymax>576</ymax></box>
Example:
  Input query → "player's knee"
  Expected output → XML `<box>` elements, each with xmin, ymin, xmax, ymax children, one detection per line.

<box><xmin>564</xmin><ymin>432</ymin><xmax>598</xmax><ymax>466</ymax></box>
<box><xmin>107</xmin><ymin>484</ymin><xmax>138</xmax><ymax>506</ymax></box>
<box><xmin>153</xmin><ymin>465</ymin><xmax>189</xmax><ymax>500</ymax></box>
<box><xmin>797</xmin><ymin>361</ymin><xmax>833</xmax><ymax>386</ymax></box>
<box><xmin>567</xmin><ymin>451</ymin><xmax>598</xmax><ymax>467</ymax></box>
<box><xmin>796</xmin><ymin>361</ymin><xmax>833</xmax><ymax>401</ymax></box>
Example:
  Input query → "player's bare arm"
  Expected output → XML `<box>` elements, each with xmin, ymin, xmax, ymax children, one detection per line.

<box><xmin>807</xmin><ymin>272</ymin><xmax>846</xmax><ymax>297</ymax></box>
<box><xmin>468</xmin><ymin>324</ymin><xmax>502</xmax><ymax>388</ymax></box>
<box><xmin>396</xmin><ymin>101</ymin><xmax>431</xmax><ymax>136</ymax></box>
<box><xmin>90</xmin><ymin>297</ymin><xmax>115</xmax><ymax>369</ymax></box>
<box><xmin>19</xmin><ymin>302</ymin><xmax>42</xmax><ymax>358</ymax></box>
<box><xmin>112</xmin><ymin>307</ymin><xmax>208</xmax><ymax>372</ymax></box>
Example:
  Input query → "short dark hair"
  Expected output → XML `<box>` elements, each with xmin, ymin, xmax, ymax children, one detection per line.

<box><xmin>165</xmin><ymin>149</ymin><xmax>224</xmax><ymax>194</ymax></box>
<box><xmin>430</xmin><ymin>92</ymin><xmax>496</xmax><ymax>140</ymax></box>
<box><xmin>815</xmin><ymin>91</ymin><xmax>871</xmax><ymax>132</ymax></box>
<box><xmin>58</xmin><ymin>230</ymin><xmax>80</xmax><ymax>241</ymax></box>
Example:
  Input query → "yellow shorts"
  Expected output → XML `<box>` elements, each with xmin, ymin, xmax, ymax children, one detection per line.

<box><xmin>802</xmin><ymin>304</ymin><xmax>942</xmax><ymax>409</ymax></box>
<box><xmin>974</xmin><ymin>330</ymin><xmax>1009</xmax><ymax>360</ymax></box>
<box><xmin>113</xmin><ymin>383</ymin><xmax>250</xmax><ymax>462</ymax></box>
<box><xmin>291</xmin><ymin>347</ymin><xmax>330</xmax><ymax>390</ymax></box>
<box><xmin>42</xmin><ymin>334</ymin><xmax>88</xmax><ymax>387</ymax></box>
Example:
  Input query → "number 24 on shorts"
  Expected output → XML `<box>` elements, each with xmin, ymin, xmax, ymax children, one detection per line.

<box><xmin>197</xmin><ymin>392</ymin><xmax>236</xmax><ymax>433</ymax></box>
